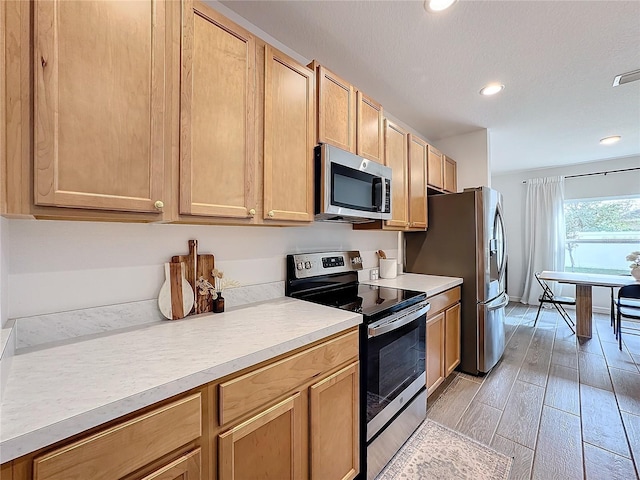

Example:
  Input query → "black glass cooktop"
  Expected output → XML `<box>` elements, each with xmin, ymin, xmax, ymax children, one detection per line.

<box><xmin>296</xmin><ymin>283</ymin><xmax>426</xmax><ymax>322</ymax></box>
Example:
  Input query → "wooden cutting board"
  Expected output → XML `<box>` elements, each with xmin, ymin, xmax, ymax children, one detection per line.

<box><xmin>158</xmin><ymin>262</ymin><xmax>194</xmax><ymax>320</ymax></box>
<box><xmin>171</xmin><ymin>240</ymin><xmax>215</xmax><ymax>315</ymax></box>
<box><xmin>196</xmin><ymin>252</ymin><xmax>215</xmax><ymax>314</ymax></box>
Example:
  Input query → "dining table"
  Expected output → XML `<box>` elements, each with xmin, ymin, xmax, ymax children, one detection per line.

<box><xmin>538</xmin><ymin>271</ymin><xmax>638</xmax><ymax>339</ymax></box>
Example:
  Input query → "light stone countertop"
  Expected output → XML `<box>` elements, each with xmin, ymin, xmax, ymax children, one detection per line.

<box><xmin>0</xmin><ymin>297</ymin><xmax>362</xmax><ymax>464</ymax></box>
<box><xmin>362</xmin><ymin>273</ymin><xmax>463</xmax><ymax>297</ymax></box>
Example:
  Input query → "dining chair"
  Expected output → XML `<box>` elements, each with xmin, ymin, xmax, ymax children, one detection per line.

<box><xmin>616</xmin><ymin>284</ymin><xmax>640</xmax><ymax>350</ymax></box>
<box><xmin>534</xmin><ymin>272</ymin><xmax>576</xmax><ymax>333</ymax></box>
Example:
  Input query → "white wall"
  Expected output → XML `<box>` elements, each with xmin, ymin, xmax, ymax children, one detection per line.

<box><xmin>3</xmin><ymin>0</ymin><xmax>489</xmax><ymax>322</ymax></box>
<box><xmin>434</xmin><ymin>129</ymin><xmax>490</xmax><ymax>190</ymax></box>
<box><xmin>492</xmin><ymin>155</ymin><xmax>640</xmax><ymax>309</ymax></box>
<box><xmin>6</xmin><ymin>219</ymin><xmax>398</xmax><ymax>318</ymax></box>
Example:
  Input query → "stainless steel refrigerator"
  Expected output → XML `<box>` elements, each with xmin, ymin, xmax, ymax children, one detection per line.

<box><xmin>405</xmin><ymin>187</ymin><xmax>508</xmax><ymax>375</ymax></box>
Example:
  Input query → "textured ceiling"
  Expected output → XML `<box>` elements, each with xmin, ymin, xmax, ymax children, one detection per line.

<box><xmin>220</xmin><ymin>0</ymin><xmax>640</xmax><ymax>174</ymax></box>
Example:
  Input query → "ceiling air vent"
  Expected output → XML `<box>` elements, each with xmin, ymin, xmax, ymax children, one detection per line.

<box><xmin>613</xmin><ymin>69</ymin><xmax>640</xmax><ymax>87</ymax></box>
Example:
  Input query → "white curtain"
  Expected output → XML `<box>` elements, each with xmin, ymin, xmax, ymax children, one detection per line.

<box><xmin>521</xmin><ymin>176</ymin><xmax>566</xmax><ymax>304</ymax></box>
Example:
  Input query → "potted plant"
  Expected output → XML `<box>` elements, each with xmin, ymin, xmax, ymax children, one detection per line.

<box><xmin>627</xmin><ymin>251</ymin><xmax>640</xmax><ymax>281</ymax></box>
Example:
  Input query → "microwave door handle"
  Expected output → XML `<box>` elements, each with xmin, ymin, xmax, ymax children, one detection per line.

<box><xmin>372</xmin><ymin>178</ymin><xmax>383</xmax><ymax>212</ymax></box>
<box><xmin>381</xmin><ymin>178</ymin><xmax>387</xmax><ymax>213</ymax></box>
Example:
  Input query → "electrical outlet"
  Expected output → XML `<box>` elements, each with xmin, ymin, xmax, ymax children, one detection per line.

<box><xmin>370</xmin><ymin>268</ymin><xmax>379</xmax><ymax>280</ymax></box>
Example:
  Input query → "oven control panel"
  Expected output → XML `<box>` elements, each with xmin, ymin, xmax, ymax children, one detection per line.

<box><xmin>288</xmin><ymin>251</ymin><xmax>363</xmax><ymax>279</ymax></box>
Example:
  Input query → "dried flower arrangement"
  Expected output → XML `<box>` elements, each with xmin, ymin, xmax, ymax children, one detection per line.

<box><xmin>211</xmin><ymin>268</ymin><xmax>240</xmax><ymax>296</ymax></box>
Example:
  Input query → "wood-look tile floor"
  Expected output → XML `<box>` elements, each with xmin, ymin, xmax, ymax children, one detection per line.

<box><xmin>426</xmin><ymin>302</ymin><xmax>640</xmax><ymax>480</ymax></box>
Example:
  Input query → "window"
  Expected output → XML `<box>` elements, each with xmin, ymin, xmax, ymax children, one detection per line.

<box><xmin>564</xmin><ymin>196</ymin><xmax>640</xmax><ymax>275</ymax></box>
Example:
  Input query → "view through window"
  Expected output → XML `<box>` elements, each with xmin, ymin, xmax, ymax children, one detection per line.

<box><xmin>564</xmin><ymin>196</ymin><xmax>640</xmax><ymax>275</ymax></box>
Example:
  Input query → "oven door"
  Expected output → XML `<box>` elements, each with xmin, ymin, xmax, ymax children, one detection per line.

<box><xmin>366</xmin><ymin>301</ymin><xmax>429</xmax><ymax>441</ymax></box>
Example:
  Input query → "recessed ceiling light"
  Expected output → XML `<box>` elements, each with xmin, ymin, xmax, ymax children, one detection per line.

<box><xmin>600</xmin><ymin>135</ymin><xmax>621</xmax><ymax>145</ymax></box>
<box><xmin>479</xmin><ymin>84</ymin><xmax>505</xmax><ymax>96</ymax></box>
<box><xmin>424</xmin><ymin>0</ymin><xmax>457</xmax><ymax>13</ymax></box>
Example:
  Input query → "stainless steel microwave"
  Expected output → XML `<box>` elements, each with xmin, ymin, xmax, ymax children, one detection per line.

<box><xmin>315</xmin><ymin>144</ymin><xmax>392</xmax><ymax>223</ymax></box>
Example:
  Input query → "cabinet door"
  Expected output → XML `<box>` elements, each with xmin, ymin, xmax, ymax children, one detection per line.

<box><xmin>219</xmin><ymin>393</ymin><xmax>302</xmax><ymax>480</ymax></box>
<box><xmin>180</xmin><ymin>2</ymin><xmax>256</xmax><ymax>219</ymax></box>
<box><xmin>356</xmin><ymin>91</ymin><xmax>383</xmax><ymax>163</ymax></box>
<box><xmin>407</xmin><ymin>134</ymin><xmax>428</xmax><ymax>230</ymax></box>
<box><xmin>264</xmin><ymin>46</ymin><xmax>314</xmax><ymax>222</ymax></box>
<box><xmin>445</xmin><ymin>303</ymin><xmax>461</xmax><ymax>376</ymax></box>
<box><xmin>315</xmin><ymin>65</ymin><xmax>356</xmax><ymax>153</ymax></box>
<box><xmin>444</xmin><ymin>156</ymin><xmax>457</xmax><ymax>193</ymax></box>
<box><xmin>427</xmin><ymin>145</ymin><xmax>444</xmax><ymax>190</ymax></box>
<box><xmin>426</xmin><ymin>312</ymin><xmax>445</xmax><ymax>395</ymax></box>
<box><xmin>310</xmin><ymin>362</ymin><xmax>359</xmax><ymax>480</ymax></box>
<box><xmin>34</xmin><ymin>0</ymin><xmax>165</xmax><ymax>213</ymax></box>
<box><xmin>139</xmin><ymin>449</ymin><xmax>201</xmax><ymax>480</ymax></box>
<box><xmin>383</xmin><ymin>120</ymin><xmax>409</xmax><ymax>230</ymax></box>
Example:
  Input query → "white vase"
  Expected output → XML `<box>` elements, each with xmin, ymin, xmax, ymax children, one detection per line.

<box><xmin>632</xmin><ymin>267</ymin><xmax>640</xmax><ymax>282</ymax></box>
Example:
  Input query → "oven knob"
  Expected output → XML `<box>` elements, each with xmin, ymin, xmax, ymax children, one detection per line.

<box><xmin>296</xmin><ymin>262</ymin><xmax>303</xmax><ymax>270</ymax></box>
<box><xmin>305</xmin><ymin>261</ymin><xmax>312</xmax><ymax>269</ymax></box>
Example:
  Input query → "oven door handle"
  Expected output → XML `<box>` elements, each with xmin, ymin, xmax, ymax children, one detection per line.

<box><xmin>368</xmin><ymin>302</ymin><xmax>430</xmax><ymax>337</ymax></box>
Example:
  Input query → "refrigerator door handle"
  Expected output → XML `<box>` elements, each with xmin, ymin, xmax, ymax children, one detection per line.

<box><xmin>487</xmin><ymin>293</ymin><xmax>509</xmax><ymax>311</ymax></box>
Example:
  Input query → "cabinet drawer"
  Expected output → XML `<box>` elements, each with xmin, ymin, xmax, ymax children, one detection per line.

<box><xmin>33</xmin><ymin>393</ymin><xmax>202</xmax><ymax>480</ymax></box>
<box><xmin>428</xmin><ymin>287</ymin><xmax>461</xmax><ymax>317</ymax></box>
<box><xmin>219</xmin><ymin>330</ymin><xmax>359</xmax><ymax>425</ymax></box>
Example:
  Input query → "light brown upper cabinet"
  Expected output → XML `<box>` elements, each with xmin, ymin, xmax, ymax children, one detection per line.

<box><xmin>444</xmin><ymin>155</ymin><xmax>457</xmax><ymax>193</ymax></box>
<box><xmin>180</xmin><ymin>1</ymin><xmax>256</xmax><ymax>220</ymax></box>
<box><xmin>427</xmin><ymin>145</ymin><xmax>444</xmax><ymax>191</ymax></box>
<box><xmin>310</xmin><ymin>61</ymin><xmax>384</xmax><ymax>163</ymax></box>
<box><xmin>313</xmin><ymin>63</ymin><xmax>356</xmax><ymax>153</ymax></box>
<box><xmin>380</xmin><ymin>121</ymin><xmax>427</xmax><ymax>231</ymax></box>
<box><xmin>356</xmin><ymin>92</ymin><xmax>384</xmax><ymax>162</ymax></box>
<box><xmin>383</xmin><ymin>120</ymin><xmax>409</xmax><ymax>229</ymax></box>
<box><xmin>0</xmin><ymin>0</ymin><xmax>6</xmax><ymax>215</ymax></box>
<box><xmin>179</xmin><ymin>3</ymin><xmax>313</xmax><ymax>225</ymax></box>
<box><xmin>263</xmin><ymin>46</ymin><xmax>315</xmax><ymax>223</ymax></box>
<box><xmin>33</xmin><ymin>0</ymin><xmax>167</xmax><ymax>214</ymax></box>
<box><xmin>426</xmin><ymin>147</ymin><xmax>458</xmax><ymax>194</ymax></box>
<box><xmin>407</xmin><ymin>134</ymin><xmax>428</xmax><ymax>230</ymax></box>
<box><xmin>354</xmin><ymin>123</ymin><xmax>427</xmax><ymax>232</ymax></box>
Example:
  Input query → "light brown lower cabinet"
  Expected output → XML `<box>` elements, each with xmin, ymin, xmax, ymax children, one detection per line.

<box><xmin>1</xmin><ymin>328</ymin><xmax>359</xmax><ymax>480</ymax></box>
<box><xmin>426</xmin><ymin>312</ymin><xmax>445</xmax><ymax>395</ymax></box>
<box><xmin>309</xmin><ymin>362</ymin><xmax>359</xmax><ymax>480</ymax></box>
<box><xmin>426</xmin><ymin>287</ymin><xmax>461</xmax><ymax>396</ymax></box>
<box><xmin>445</xmin><ymin>303</ymin><xmax>461</xmax><ymax>376</ymax></box>
<box><xmin>219</xmin><ymin>393</ymin><xmax>303</xmax><ymax>480</ymax></box>
<box><xmin>140</xmin><ymin>449</ymin><xmax>202</xmax><ymax>480</ymax></box>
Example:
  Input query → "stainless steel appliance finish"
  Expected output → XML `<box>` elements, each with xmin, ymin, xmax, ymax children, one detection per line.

<box><xmin>368</xmin><ymin>300</ymin><xmax>430</xmax><ymax>339</ymax></box>
<box><xmin>367</xmin><ymin>373</ymin><xmax>425</xmax><ymax>442</ymax></box>
<box><xmin>286</xmin><ymin>251</ymin><xmax>428</xmax><ymax>479</ymax></box>
<box><xmin>367</xmin><ymin>389</ymin><xmax>427</xmax><ymax>480</ymax></box>
<box><xmin>405</xmin><ymin>187</ymin><xmax>508</xmax><ymax>374</ymax></box>
<box><xmin>315</xmin><ymin>143</ymin><xmax>392</xmax><ymax>223</ymax></box>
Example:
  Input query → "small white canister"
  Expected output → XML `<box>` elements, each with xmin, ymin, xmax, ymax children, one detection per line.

<box><xmin>379</xmin><ymin>258</ymin><xmax>398</xmax><ymax>279</ymax></box>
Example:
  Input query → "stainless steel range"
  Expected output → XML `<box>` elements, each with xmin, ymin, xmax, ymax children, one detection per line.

<box><xmin>286</xmin><ymin>251</ymin><xmax>430</xmax><ymax>480</ymax></box>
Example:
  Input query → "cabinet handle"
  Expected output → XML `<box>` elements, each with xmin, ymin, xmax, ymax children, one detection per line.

<box><xmin>154</xmin><ymin>200</ymin><xmax>164</xmax><ymax>210</ymax></box>
<box><xmin>41</xmin><ymin>56</ymin><xmax>47</xmax><ymax>68</ymax></box>
<box><xmin>268</xmin><ymin>210</ymin><xmax>275</xmax><ymax>218</ymax></box>
<box><xmin>249</xmin><ymin>208</ymin><xmax>256</xmax><ymax>216</ymax></box>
